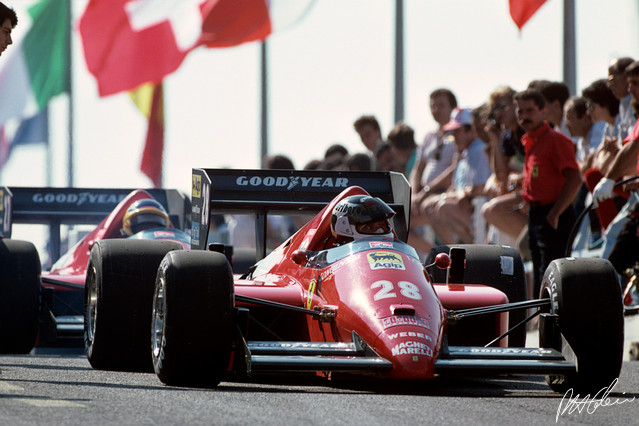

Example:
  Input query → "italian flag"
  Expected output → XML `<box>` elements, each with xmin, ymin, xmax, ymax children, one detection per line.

<box><xmin>0</xmin><ymin>0</ymin><xmax>69</xmax><ymax>130</ymax></box>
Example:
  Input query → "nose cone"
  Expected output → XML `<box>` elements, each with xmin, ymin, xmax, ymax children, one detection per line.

<box><xmin>373</xmin><ymin>319</ymin><xmax>443</xmax><ymax>380</ymax></box>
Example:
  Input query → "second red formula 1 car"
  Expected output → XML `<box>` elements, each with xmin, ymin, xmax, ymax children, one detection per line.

<box><xmin>84</xmin><ymin>169</ymin><xmax>624</xmax><ymax>393</ymax></box>
<box><xmin>0</xmin><ymin>187</ymin><xmax>191</xmax><ymax>353</ymax></box>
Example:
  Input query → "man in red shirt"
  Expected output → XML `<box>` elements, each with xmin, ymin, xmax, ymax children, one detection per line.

<box><xmin>593</xmin><ymin>61</ymin><xmax>639</xmax><ymax>301</ymax></box>
<box><xmin>514</xmin><ymin>89</ymin><xmax>582</xmax><ymax>297</ymax></box>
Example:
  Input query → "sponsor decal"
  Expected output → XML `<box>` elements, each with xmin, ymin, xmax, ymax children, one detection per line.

<box><xmin>369</xmin><ymin>241</ymin><xmax>393</xmax><ymax>249</ymax></box>
<box><xmin>320</xmin><ymin>261</ymin><xmax>343</xmax><ymax>281</ymax></box>
<box><xmin>191</xmin><ymin>224</ymin><xmax>200</xmax><ymax>245</ymax></box>
<box><xmin>153</xmin><ymin>231</ymin><xmax>175</xmax><ymax>238</ymax></box>
<box><xmin>367</xmin><ymin>251</ymin><xmax>405</xmax><ymax>270</ymax></box>
<box><xmin>548</xmin><ymin>270</ymin><xmax>559</xmax><ymax>311</ymax></box>
<box><xmin>192</xmin><ymin>174</ymin><xmax>201</xmax><ymax>199</ymax></box>
<box><xmin>235</xmin><ymin>175</ymin><xmax>349</xmax><ymax>190</ymax></box>
<box><xmin>382</xmin><ymin>315</ymin><xmax>431</xmax><ymax>330</ymax></box>
<box><xmin>201</xmin><ymin>183</ymin><xmax>210</xmax><ymax>225</ymax></box>
<box><xmin>32</xmin><ymin>192</ymin><xmax>126</xmax><ymax>206</ymax></box>
<box><xmin>391</xmin><ymin>340</ymin><xmax>433</xmax><ymax>358</ymax></box>
<box><xmin>469</xmin><ymin>348</ymin><xmax>554</xmax><ymax>355</ymax></box>
<box><xmin>251</xmin><ymin>342</ymin><xmax>351</xmax><ymax>349</ymax></box>
<box><xmin>305</xmin><ymin>278</ymin><xmax>317</xmax><ymax>309</ymax></box>
<box><xmin>387</xmin><ymin>331</ymin><xmax>432</xmax><ymax>342</ymax></box>
<box><xmin>192</xmin><ymin>205</ymin><xmax>200</xmax><ymax>215</ymax></box>
<box><xmin>500</xmin><ymin>255</ymin><xmax>514</xmax><ymax>276</ymax></box>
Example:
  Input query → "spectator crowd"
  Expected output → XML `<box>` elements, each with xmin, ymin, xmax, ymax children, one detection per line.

<box><xmin>217</xmin><ymin>56</ymin><xmax>639</xmax><ymax>305</ymax></box>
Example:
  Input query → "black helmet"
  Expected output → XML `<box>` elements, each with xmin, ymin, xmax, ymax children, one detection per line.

<box><xmin>330</xmin><ymin>195</ymin><xmax>395</xmax><ymax>242</ymax></box>
<box><xmin>122</xmin><ymin>199</ymin><xmax>170</xmax><ymax>236</ymax></box>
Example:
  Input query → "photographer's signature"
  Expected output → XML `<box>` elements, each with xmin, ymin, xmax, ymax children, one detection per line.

<box><xmin>556</xmin><ymin>378</ymin><xmax>635</xmax><ymax>422</ymax></box>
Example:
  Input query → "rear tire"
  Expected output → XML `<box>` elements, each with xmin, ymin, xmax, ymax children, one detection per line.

<box><xmin>152</xmin><ymin>250</ymin><xmax>235</xmax><ymax>387</ymax></box>
<box><xmin>539</xmin><ymin>257</ymin><xmax>623</xmax><ymax>393</ymax></box>
<box><xmin>425</xmin><ymin>244</ymin><xmax>527</xmax><ymax>347</ymax></box>
<box><xmin>84</xmin><ymin>239</ymin><xmax>183</xmax><ymax>371</ymax></box>
<box><xmin>0</xmin><ymin>239</ymin><xmax>41</xmax><ymax>354</ymax></box>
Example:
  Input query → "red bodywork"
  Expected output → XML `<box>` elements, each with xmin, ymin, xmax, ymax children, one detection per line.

<box><xmin>234</xmin><ymin>186</ymin><xmax>509</xmax><ymax>380</ymax></box>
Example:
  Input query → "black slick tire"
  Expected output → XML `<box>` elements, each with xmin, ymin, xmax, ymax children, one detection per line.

<box><xmin>84</xmin><ymin>239</ymin><xmax>183</xmax><ymax>371</ymax></box>
<box><xmin>0</xmin><ymin>239</ymin><xmax>41</xmax><ymax>354</ymax></box>
<box><xmin>152</xmin><ymin>250</ymin><xmax>235</xmax><ymax>388</ymax></box>
<box><xmin>539</xmin><ymin>257</ymin><xmax>623</xmax><ymax>393</ymax></box>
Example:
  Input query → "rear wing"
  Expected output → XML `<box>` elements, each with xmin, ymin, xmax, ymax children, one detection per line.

<box><xmin>5</xmin><ymin>187</ymin><xmax>190</xmax><ymax>263</ymax></box>
<box><xmin>191</xmin><ymin>168</ymin><xmax>411</xmax><ymax>259</ymax></box>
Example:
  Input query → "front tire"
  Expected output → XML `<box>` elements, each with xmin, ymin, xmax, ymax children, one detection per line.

<box><xmin>539</xmin><ymin>257</ymin><xmax>623</xmax><ymax>393</ymax></box>
<box><xmin>152</xmin><ymin>250</ymin><xmax>235</xmax><ymax>388</ymax></box>
<box><xmin>84</xmin><ymin>239</ymin><xmax>183</xmax><ymax>371</ymax></box>
<box><xmin>0</xmin><ymin>239</ymin><xmax>41</xmax><ymax>354</ymax></box>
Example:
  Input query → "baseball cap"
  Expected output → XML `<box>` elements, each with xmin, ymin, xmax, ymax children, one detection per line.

<box><xmin>442</xmin><ymin>108</ymin><xmax>473</xmax><ymax>131</ymax></box>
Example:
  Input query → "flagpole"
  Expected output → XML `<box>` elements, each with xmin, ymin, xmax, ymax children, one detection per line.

<box><xmin>394</xmin><ymin>0</ymin><xmax>404</xmax><ymax>124</ymax></box>
<box><xmin>66</xmin><ymin>0</ymin><xmax>74</xmax><ymax>187</ymax></box>
<box><xmin>260</xmin><ymin>40</ymin><xmax>268</xmax><ymax>169</ymax></box>
<box><xmin>563</xmin><ymin>0</ymin><xmax>576</xmax><ymax>95</ymax></box>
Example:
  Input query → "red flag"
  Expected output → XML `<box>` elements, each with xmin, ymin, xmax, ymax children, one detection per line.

<box><xmin>79</xmin><ymin>0</ymin><xmax>271</xmax><ymax>97</ymax></box>
<box><xmin>131</xmin><ymin>83</ymin><xmax>164</xmax><ymax>187</ymax></box>
<box><xmin>509</xmin><ymin>0</ymin><xmax>547</xmax><ymax>30</ymax></box>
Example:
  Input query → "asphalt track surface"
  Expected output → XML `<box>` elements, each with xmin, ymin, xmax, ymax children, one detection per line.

<box><xmin>1</xmin><ymin>325</ymin><xmax>638</xmax><ymax>426</ymax></box>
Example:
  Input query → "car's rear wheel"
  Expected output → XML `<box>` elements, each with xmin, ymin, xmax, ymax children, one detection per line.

<box><xmin>84</xmin><ymin>239</ymin><xmax>183</xmax><ymax>371</ymax></box>
<box><xmin>539</xmin><ymin>257</ymin><xmax>623</xmax><ymax>393</ymax></box>
<box><xmin>425</xmin><ymin>244</ymin><xmax>527</xmax><ymax>347</ymax></box>
<box><xmin>152</xmin><ymin>250</ymin><xmax>235</xmax><ymax>387</ymax></box>
<box><xmin>0</xmin><ymin>239</ymin><xmax>41</xmax><ymax>354</ymax></box>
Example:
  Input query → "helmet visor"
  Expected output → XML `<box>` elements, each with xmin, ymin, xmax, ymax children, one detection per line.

<box><xmin>129</xmin><ymin>213</ymin><xmax>167</xmax><ymax>234</ymax></box>
<box><xmin>355</xmin><ymin>219</ymin><xmax>391</xmax><ymax>235</ymax></box>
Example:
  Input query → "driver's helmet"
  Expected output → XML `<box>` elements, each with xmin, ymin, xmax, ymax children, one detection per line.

<box><xmin>330</xmin><ymin>195</ymin><xmax>395</xmax><ymax>243</ymax></box>
<box><xmin>122</xmin><ymin>199</ymin><xmax>170</xmax><ymax>236</ymax></box>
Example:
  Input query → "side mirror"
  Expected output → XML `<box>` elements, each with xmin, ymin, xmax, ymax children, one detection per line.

<box><xmin>425</xmin><ymin>252</ymin><xmax>450</xmax><ymax>270</ymax></box>
<box><xmin>292</xmin><ymin>250</ymin><xmax>308</xmax><ymax>265</ymax></box>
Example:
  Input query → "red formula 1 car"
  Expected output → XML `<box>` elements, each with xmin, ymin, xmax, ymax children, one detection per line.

<box><xmin>0</xmin><ymin>187</ymin><xmax>191</xmax><ymax>353</ymax></box>
<box><xmin>84</xmin><ymin>169</ymin><xmax>624</xmax><ymax>393</ymax></box>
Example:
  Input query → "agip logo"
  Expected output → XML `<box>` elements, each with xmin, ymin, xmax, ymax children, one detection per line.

<box><xmin>367</xmin><ymin>251</ymin><xmax>405</xmax><ymax>270</ymax></box>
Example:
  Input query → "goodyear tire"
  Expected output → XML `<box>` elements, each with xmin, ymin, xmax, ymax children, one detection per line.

<box><xmin>0</xmin><ymin>239</ymin><xmax>41</xmax><ymax>354</ymax></box>
<box><xmin>84</xmin><ymin>239</ymin><xmax>183</xmax><ymax>371</ymax></box>
<box><xmin>425</xmin><ymin>244</ymin><xmax>527</xmax><ymax>347</ymax></box>
<box><xmin>539</xmin><ymin>257</ymin><xmax>623</xmax><ymax>393</ymax></box>
<box><xmin>152</xmin><ymin>250</ymin><xmax>234</xmax><ymax>388</ymax></box>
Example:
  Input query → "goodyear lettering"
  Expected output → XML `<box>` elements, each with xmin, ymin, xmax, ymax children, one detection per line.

<box><xmin>548</xmin><ymin>270</ymin><xmax>559</xmax><ymax>311</ymax></box>
<box><xmin>391</xmin><ymin>341</ymin><xmax>433</xmax><ymax>357</ymax></box>
<box><xmin>32</xmin><ymin>192</ymin><xmax>125</xmax><ymax>206</ymax></box>
<box><xmin>469</xmin><ymin>348</ymin><xmax>554</xmax><ymax>355</ymax></box>
<box><xmin>251</xmin><ymin>342</ymin><xmax>351</xmax><ymax>349</ymax></box>
<box><xmin>388</xmin><ymin>331</ymin><xmax>432</xmax><ymax>342</ymax></box>
<box><xmin>381</xmin><ymin>315</ymin><xmax>431</xmax><ymax>330</ymax></box>
<box><xmin>235</xmin><ymin>175</ymin><xmax>348</xmax><ymax>190</ymax></box>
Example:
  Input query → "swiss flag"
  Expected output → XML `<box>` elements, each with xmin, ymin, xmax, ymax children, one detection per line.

<box><xmin>509</xmin><ymin>0</ymin><xmax>547</xmax><ymax>30</ymax></box>
<box><xmin>79</xmin><ymin>0</ymin><xmax>271</xmax><ymax>97</ymax></box>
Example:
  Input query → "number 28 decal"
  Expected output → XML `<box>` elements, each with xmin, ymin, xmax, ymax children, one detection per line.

<box><xmin>371</xmin><ymin>280</ymin><xmax>422</xmax><ymax>300</ymax></box>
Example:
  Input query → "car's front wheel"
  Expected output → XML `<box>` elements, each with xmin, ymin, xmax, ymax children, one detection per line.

<box><xmin>84</xmin><ymin>239</ymin><xmax>183</xmax><ymax>371</ymax></box>
<box><xmin>152</xmin><ymin>250</ymin><xmax>235</xmax><ymax>387</ymax></box>
<box><xmin>539</xmin><ymin>257</ymin><xmax>623</xmax><ymax>393</ymax></box>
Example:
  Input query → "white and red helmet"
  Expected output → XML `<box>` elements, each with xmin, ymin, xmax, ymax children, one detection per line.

<box><xmin>330</xmin><ymin>195</ymin><xmax>395</xmax><ymax>242</ymax></box>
